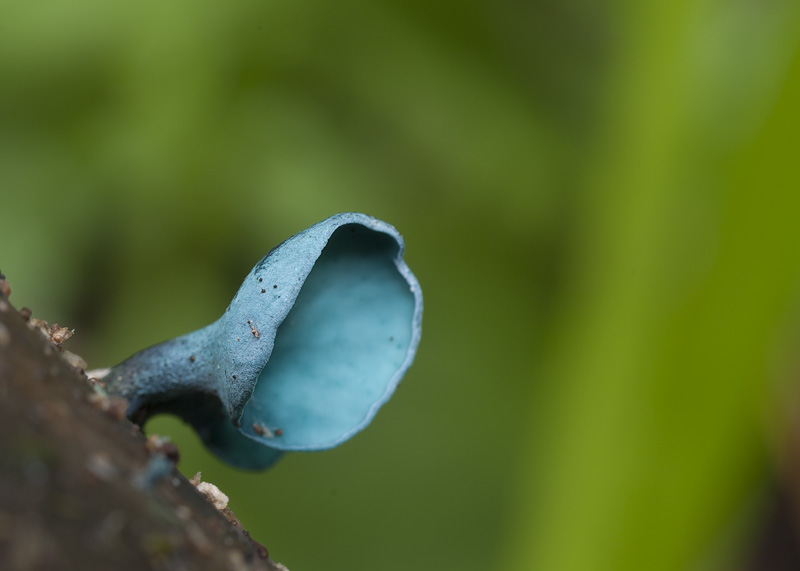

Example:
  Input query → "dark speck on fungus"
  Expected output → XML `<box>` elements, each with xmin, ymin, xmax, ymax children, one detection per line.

<box><xmin>248</xmin><ymin>320</ymin><xmax>260</xmax><ymax>338</ymax></box>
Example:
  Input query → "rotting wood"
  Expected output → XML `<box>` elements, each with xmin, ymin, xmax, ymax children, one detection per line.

<box><xmin>0</xmin><ymin>279</ymin><xmax>287</xmax><ymax>571</ymax></box>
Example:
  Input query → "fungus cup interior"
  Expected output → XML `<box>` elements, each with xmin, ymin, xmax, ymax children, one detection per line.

<box><xmin>240</xmin><ymin>223</ymin><xmax>416</xmax><ymax>451</ymax></box>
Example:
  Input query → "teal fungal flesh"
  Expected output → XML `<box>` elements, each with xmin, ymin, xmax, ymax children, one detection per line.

<box><xmin>105</xmin><ymin>213</ymin><xmax>423</xmax><ymax>470</ymax></box>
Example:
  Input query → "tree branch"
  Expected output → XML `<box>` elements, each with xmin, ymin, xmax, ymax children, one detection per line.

<box><xmin>0</xmin><ymin>282</ymin><xmax>288</xmax><ymax>571</ymax></box>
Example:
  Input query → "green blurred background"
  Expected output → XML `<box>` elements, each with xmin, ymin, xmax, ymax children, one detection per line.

<box><xmin>3</xmin><ymin>1</ymin><xmax>800</xmax><ymax>569</ymax></box>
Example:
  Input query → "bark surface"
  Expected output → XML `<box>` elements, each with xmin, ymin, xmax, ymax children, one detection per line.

<box><xmin>0</xmin><ymin>284</ymin><xmax>286</xmax><ymax>571</ymax></box>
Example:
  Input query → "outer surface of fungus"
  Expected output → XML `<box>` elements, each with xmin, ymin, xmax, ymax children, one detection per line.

<box><xmin>105</xmin><ymin>213</ymin><xmax>423</xmax><ymax>469</ymax></box>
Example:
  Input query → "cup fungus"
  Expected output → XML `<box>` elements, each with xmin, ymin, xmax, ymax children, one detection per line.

<box><xmin>103</xmin><ymin>213</ymin><xmax>423</xmax><ymax>469</ymax></box>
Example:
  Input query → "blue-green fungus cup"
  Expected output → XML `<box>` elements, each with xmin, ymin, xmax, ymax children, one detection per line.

<box><xmin>104</xmin><ymin>213</ymin><xmax>423</xmax><ymax>470</ymax></box>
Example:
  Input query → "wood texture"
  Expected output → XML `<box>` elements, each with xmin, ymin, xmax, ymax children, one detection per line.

<box><xmin>0</xmin><ymin>285</ymin><xmax>287</xmax><ymax>571</ymax></box>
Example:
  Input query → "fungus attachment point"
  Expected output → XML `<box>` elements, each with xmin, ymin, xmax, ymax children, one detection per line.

<box><xmin>104</xmin><ymin>213</ymin><xmax>423</xmax><ymax>470</ymax></box>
